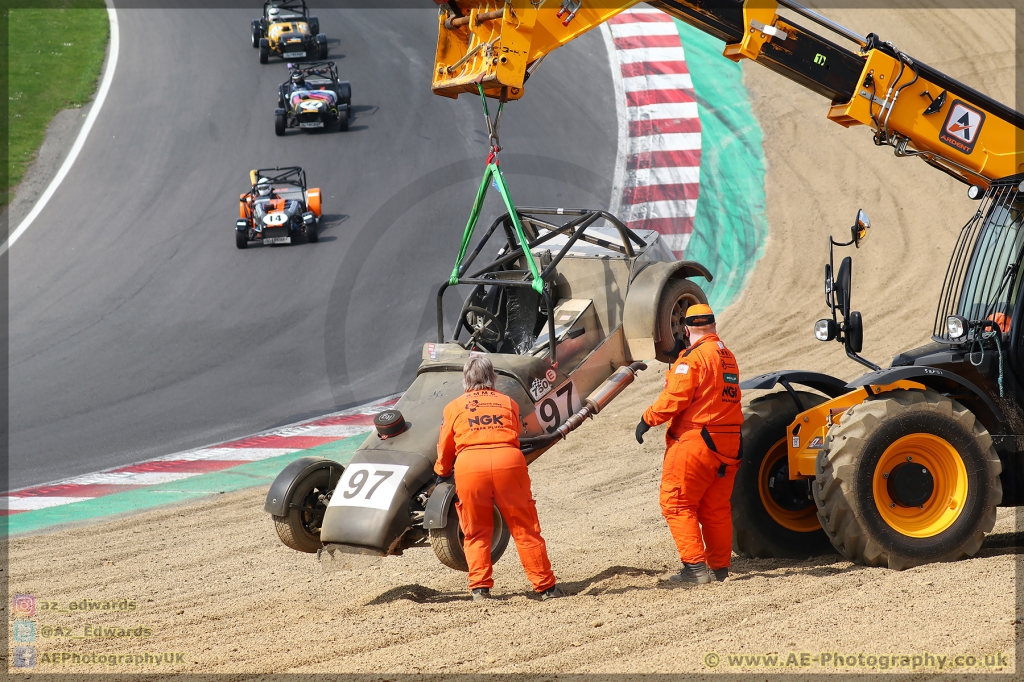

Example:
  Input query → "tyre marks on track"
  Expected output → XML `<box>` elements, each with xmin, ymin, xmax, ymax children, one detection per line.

<box><xmin>608</xmin><ymin>7</ymin><xmax>701</xmax><ymax>257</ymax></box>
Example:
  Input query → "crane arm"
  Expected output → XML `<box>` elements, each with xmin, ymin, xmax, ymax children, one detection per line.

<box><xmin>431</xmin><ymin>0</ymin><xmax>1022</xmax><ymax>187</ymax></box>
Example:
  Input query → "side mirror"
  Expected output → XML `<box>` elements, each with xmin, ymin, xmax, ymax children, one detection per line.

<box><xmin>846</xmin><ymin>311</ymin><xmax>864</xmax><ymax>353</ymax></box>
<box><xmin>834</xmin><ymin>256</ymin><xmax>852</xmax><ymax>319</ymax></box>
<box><xmin>852</xmin><ymin>209</ymin><xmax>870</xmax><ymax>247</ymax></box>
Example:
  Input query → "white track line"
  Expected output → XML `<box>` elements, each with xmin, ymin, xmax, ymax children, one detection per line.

<box><xmin>1</xmin><ymin>2</ymin><xmax>119</xmax><ymax>257</ymax></box>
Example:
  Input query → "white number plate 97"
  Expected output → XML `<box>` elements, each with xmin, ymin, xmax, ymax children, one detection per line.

<box><xmin>534</xmin><ymin>380</ymin><xmax>581</xmax><ymax>433</ymax></box>
<box><xmin>328</xmin><ymin>464</ymin><xmax>408</xmax><ymax>511</ymax></box>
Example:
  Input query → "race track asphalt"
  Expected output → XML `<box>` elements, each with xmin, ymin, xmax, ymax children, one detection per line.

<box><xmin>8</xmin><ymin>8</ymin><xmax>617</xmax><ymax>490</ymax></box>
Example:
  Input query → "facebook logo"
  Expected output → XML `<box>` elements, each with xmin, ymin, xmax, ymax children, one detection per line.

<box><xmin>13</xmin><ymin>646</ymin><xmax>36</xmax><ymax>668</ymax></box>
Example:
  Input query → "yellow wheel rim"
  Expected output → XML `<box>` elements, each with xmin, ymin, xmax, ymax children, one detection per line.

<box><xmin>758</xmin><ymin>439</ymin><xmax>821</xmax><ymax>533</ymax></box>
<box><xmin>873</xmin><ymin>433</ymin><xmax>968</xmax><ymax>538</ymax></box>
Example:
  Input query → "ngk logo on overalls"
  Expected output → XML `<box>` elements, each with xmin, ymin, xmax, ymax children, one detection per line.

<box><xmin>467</xmin><ymin>414</ymin><xmax>504</xmax><ymax>428</ymax></box>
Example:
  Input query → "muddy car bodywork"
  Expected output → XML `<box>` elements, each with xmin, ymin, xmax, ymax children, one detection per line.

<box><xmin>265</xmin><ymin>207</ymin><xmax>713</xmax><ymax>567</ymax></box>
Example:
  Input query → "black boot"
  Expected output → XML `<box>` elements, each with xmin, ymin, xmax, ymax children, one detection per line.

<box><xmin>667</xmin><ymin>562</ymin><xmax>713</xmax><ymax>584</ymax></box>
<box><xmin>539</xmin><ymin>585</ymin><xmax>565</xmax><ymax>601</ymax></box>
<box><xmin>712</xmin><ymin>567</ymin><xmax>728</xmax><ymax>582</ymax></box>
<box><xmin>471</xmin><ymin>588</ymin><xmax>491</xmax><ymax>602</ymax></box>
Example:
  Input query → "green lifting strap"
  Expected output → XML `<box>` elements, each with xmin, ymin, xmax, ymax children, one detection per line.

<box><xmin>448</xmin><ymin>87</ymin><xmax>544</xmax><ymax>294</ymax></box>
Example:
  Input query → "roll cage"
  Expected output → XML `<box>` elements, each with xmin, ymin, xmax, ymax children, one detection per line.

<box><xmin>286</xmin><ymin>60</ymin><xmax>338</xmax><ymax>85</ymax></box>
<box><xmin>264</xmin><ymin>0</ymin><xmax>308</xmax><ymax>23</ymax></box>
<box><xmin>435</xmin><ymin>207</ymin><xmax>647</xmax><ymax>365</ymax></box>
<box><xmin>241</xmin><ymin>167</ymin><xmax>308</xmax><ymax>214</ymax></box>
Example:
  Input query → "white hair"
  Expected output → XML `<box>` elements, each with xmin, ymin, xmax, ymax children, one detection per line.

<box><xmin>463</xmin><ymin>355</ymin><xmax>497</xmax><ymax>392</ymax></box>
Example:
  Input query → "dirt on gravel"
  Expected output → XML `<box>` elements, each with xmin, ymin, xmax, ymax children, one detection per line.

<box><xmin>6</xmin><ymin>7</ymin><xmax>1019</xmax><ymax>677</ymax></box>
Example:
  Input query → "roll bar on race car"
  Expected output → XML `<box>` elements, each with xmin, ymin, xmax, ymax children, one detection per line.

<box><xmin>245</xmin><ymin>166</ymin><xmax>308</xmax><ymax>196</ymax></box>
<box><xmin>285</xmin><ymin>60</ymin><xmax>338</xmax><ymax>81</ymax></box>
<box><xmin>265</xmin><ymin>0</ymin><xmax>309</xmax><ymax>20</ymax></box>
<box><xmin>435</xmin><ymin>207</ymin><xmax>646</xmax><ymax>365</ymax></box>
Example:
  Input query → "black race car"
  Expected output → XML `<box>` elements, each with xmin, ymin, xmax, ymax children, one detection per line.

<box><xmin>251</xmin><ymin>0</ymin><xmax>328</xmax><ymax>63</ymax></box>
<box><xmin>275</xmin><ymin>61</ymin><xmax>352</xmax><ymax>134</ymax></box>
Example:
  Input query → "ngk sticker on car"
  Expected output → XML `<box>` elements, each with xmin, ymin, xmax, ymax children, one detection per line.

<box><xmin>329</xmin><ymin>464</ymin><xmax>409</xmax><ymax>511</ymax></box>
<box><xmin>534</xmin><ymin>380</ymin><xmax>581</xmax><ymax>433</ymax></box>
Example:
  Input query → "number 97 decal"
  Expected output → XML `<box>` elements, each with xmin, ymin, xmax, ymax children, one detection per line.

<box><xmin>327</xmin><ymin>463</ymin><xmax>409</xmax><ymax>511</ymax></box>
<box><xmin>535</xmin><ymin>381</ymin><xmax>581</xmax><ymax>433</ymax></box>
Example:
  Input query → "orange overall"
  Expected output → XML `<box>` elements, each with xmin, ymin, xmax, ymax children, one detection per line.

<box><xmin>642</xmin><ymin>334</ymin><xmax>743</xmax><ymax>569</ymax></box>
<box><xmin>436</xmin><ymin>389</ymin><xmax>556</xmax><ymax>592</ymax></box>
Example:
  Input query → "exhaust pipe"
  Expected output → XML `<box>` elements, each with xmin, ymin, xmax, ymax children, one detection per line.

<box><xmin>521</xmin><ymin>361</ymin><xmax>647</xmax><ymax>454</ymax></box>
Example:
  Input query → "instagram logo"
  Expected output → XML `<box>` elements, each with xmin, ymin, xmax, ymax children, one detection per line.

<box><xmin>12</xmin><ymin>594</ymin><xmax>35</xmax><ymax>618</ymax></box>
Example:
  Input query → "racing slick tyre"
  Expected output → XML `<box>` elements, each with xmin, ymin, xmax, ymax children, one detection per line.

<box><xmin>306</xmin><ymin>219</ymin><xmax>318</xmax><ymax>243</ymax></box>
<box><xmin>813</xmin><ymin>389</ymin><xmax>1002</xmax><ymax>570</ymax></box>
<box><xmin>259</xmin><ymin>40</ymin><xmax>269</xmax><ymax>64</ymax></box>
<box><xmin>429</xmin><ymin>502</ymin><xmax>511</xmax><ymax>572</ymax></box>
<box><xmin>338</xmin><ymin>108</ymin><xmax>349</xmax><ymax>132</ymax></box>
<box><xmin>251</xmin><ymin>22</ymin><xmax>260</xmax><ymax>48</ymax></box>
<box><xmin>318</xmin><ymin>41</ymin><xmax>329</xmax><ymax>60</ymax></box>
<box><xmin>272</xmin><ymin>467</ymin><xmax>337</xmax><ymax>553</ymax></box>
<box><xmin>275</xmin><ymin>113</ymin><xmax>286</xmax><ymax>137</ymax></box>
<box><xmin>653</xmin><ymin>278</ymin><xmax>707</xmax><ymax>363</ymax></box>
<box><xmin>732</xmin><ymin>390</ymin><xmax>836</xmax><ymax>559</ymax></box>
<box><xmin>235</xmin><ymin>230</ymin><xmax>248</xmax><ymax>250</ymax></box>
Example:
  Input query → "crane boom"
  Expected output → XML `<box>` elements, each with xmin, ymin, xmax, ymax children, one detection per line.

<box><xmin>431</xmin><ymin>0</ymin><xmax>1022</xmax><ymax>187</ymax></box>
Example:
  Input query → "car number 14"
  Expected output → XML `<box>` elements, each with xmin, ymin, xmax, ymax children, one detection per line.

<box><xmin>328</xmin><ymin>463</ymin><xmax>409</xmax><ymax>511</ymax></box>
<box><xmin>534</xmin><ymin>380</ymin><xmax>581</xmax><ymax>433</ymax></box>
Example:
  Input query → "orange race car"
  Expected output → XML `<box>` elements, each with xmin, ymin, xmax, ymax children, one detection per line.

<box><xmin>236</xmin><ymin>166</ymin><xmax>321</xmax><ymax>249</ymax></box>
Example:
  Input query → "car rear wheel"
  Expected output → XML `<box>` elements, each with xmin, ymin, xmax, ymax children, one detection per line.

<box><xmin>654</xmin><ymin>278</ymin><xmax>707</xmax><ymax>363</ymax></box>
<box><xmin>272</xmin><ymin>467</ymin><xmax>336</xmax><ymax>553</ymax></box>
<box><xmin>235</xmin><ymin>231</ymin><xmax>248</xmax><ymax>249</ymax></box>
<box><xmin>275</xmin><ymin>113</ymin><xmax>286</xmax><ymax>137</ymax></box>
<box><xmin>429</xmin><ymin>502</ymin><xmax>510</xmax><ymax>572</ymax></box>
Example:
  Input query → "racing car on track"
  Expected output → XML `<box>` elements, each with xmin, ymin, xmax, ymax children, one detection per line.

<box><xmin>265</xmin><ymin>207</ymin><xmax>714</xmax><ymax>572</ymax></box>
<box><xmin>251</xmin><ymin>0</ymin><xmax>327</xmax><ymax>64</ymax></box>
<box><xmin>275</xmin><ymin>61</ymin><xmax>352</xmax><ymax>135</ymax></box>
<box><xmin>236</xmin><ymin>166</ymin><xmax>320</xmax><ymax>249</ymax></box>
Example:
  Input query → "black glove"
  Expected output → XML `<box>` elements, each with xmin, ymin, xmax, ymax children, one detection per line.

<box><xmin>635</xmin><ymin>418</ymin><xmax>651</xmax><ymax>444</ymax></box>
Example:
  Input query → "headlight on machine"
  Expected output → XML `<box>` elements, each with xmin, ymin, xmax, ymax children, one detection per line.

<box><xmin>814</xmin><ymin>319</ymin><xmax>838</xmax><ymax>342</ymax></box>
<box><xmin>946</xmin><ymin>315</ymin><xmax>968</xmax><ymax>339</ymax></box>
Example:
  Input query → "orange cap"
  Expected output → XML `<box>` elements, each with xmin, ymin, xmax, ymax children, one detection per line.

<box><xmin>684</xmin><ymin>303</ymin><xmax>715</xmax><ymax>327</ymax></box>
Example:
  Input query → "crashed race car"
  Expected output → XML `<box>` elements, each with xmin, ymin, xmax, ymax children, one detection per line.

<box><xmin>236</xmin><ymin>166</ymin><xmax>320</xmax><ymax>249</ymax></box>
<box><xmin>276</xmin><ymin>61</ymin><xmax>352</xmax><ymax>135</ymax></box>
<box><xmin>251</xmin><ymin>0</ymin><xmax>328</xmax><ymax>64</ymax></box>
<box><xmin>265</xmin><ymin>207</ymin><xmax>713</xmax><ymax>570</ymax></box>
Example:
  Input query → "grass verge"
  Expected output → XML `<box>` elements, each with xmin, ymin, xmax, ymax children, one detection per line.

<box><xmin>6</xmin><ymin>2</ymin><xmax>109</xmax><ymax>209</ymax></box>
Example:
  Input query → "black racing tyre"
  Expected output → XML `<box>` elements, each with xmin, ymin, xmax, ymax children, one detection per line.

<box><xmin>251</xmin><ymin>27</ymin><xmax>260</xmax><ymax>48</ymax></box>
<box><xmin>235</xmin><ymin>230</ymin><xmax>248</xmax><ymax>249</ymax></box>
<box><xmin>307</xmin><ymin>218</ymin><xmax>319</xmax><ymax>243</ymax></box>
<box><xmin>814</xmin><ymin>389</ymin><xmax>1002</xmax><ymax>570</ymax></box>
<box><xmin>318</xmin><ymin>42</ymin><xmax>328</xmax><ymax>60</ymax></box>
<box><xmin>274</xmin><ymin>113</ymin><xmax>286</xmax><ymax>137</ymax></box>
<box><xmin>732</xmin><ymin>390</ymin><xmax>836</xmax><ymax>559</ymax></box>
<box><xmin>272</xmin><ymin>467</ymin><xmax>338</xmax><ymax>553</ymax></box>
<box><xmin>337</xmin><ymin>82</ymin><xmax>351</xmax><ymax>107</ymax></box>
<box><xmin>338</xmin><ymin>108</ymin><xmax>349</xmax><ymax>132</ymax></box>
<box><xmin>259</xmin><ymin>43</ymin><xmax>269</xmax><ymax>64</ymax></box>
<box><xmin>310</xmin><ymin>18</ymin><xmax>320</xmax><ymax>34</ymax></box>
<box><xmin>654</xmin><ymin>278</ymin><xmax>707</xmax><ymax>364</ymax></box>
<box><xmin>429</xmin><ymin>501</ymin><xmax>511</xmax><ymax>572</ymax></box>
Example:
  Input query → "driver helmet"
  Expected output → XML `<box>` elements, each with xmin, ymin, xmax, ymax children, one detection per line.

<box><xmin>290</xmin><ymin>72</ymin><xmax>306</xmax><ymax>88</ymax></box>
<box><xmin>256</xmin><ymin>178</ymin><xmax>272</xmax><ymax>197</ymax></box>
<box><xmin>267</xmin><ymin>7</ymin><xmax>280</xmax><ymax>19</ymax></box>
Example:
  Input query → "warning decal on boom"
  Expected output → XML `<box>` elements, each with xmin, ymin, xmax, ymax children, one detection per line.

<box><xmin>939</xmin><ymin>100</ymin><xmax>985</xmax><ymax>155</ymax></box>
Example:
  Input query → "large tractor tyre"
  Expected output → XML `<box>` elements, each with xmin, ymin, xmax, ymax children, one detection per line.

<box><xmin>813</xmin><ymin>389</ymin><xmax>1002</xmax><ymax>570</ymax></box>
<box><xmin>235</xmin><ymin>230</ymin><xmax>248</xmax><ymax>250</ymax></box>
<box><xmin>429</xmin><ymin>502</ymin><xmax>511</xmax><ymax>572</ymax></box>
<box><xmin>271</xmin><ymin>468</ymin><xmax>336</xmax><ymax>553</ymax></box>
<box><xmin>732</xmin><ymin>391</ymin><xmax>837</xmax><ymax>559</ymax></box>
<box><xmin>654</xmin><ymin>278</ymin><xmax>707</xmax><ymax>364</ymax></box>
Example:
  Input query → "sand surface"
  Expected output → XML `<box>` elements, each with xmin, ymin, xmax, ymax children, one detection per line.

<box><xmin>7</xmin><ymin>7</ymin><xmax>1019</xmax><ymax>676</ymax></box>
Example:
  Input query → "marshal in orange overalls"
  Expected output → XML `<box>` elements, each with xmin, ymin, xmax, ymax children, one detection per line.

<box><xmin>436</xmin><ymin>389</ymin><xmax>557</xmax><ymax>593</ymax></box>
<box><xmin>641</xmin><ymin>334</ymin><xmax>743</xmax><ymax>570</ymax></box>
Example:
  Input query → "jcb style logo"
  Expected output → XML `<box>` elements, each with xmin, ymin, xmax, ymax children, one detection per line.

<box><xmin>939</xmin><ymin>100</ymin><xmax>985</xmax><ymax>155</ymax></box>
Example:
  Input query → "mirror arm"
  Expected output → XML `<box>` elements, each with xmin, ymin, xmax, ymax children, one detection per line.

<box><xmin>846</xmin><ymin>348</ymin><xmax>881</xmax><ymax>372</ymax></box>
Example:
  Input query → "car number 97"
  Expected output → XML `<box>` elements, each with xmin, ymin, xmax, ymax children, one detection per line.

<box><xmin>327</xmin><ymin>463</ymin><xmax>409</xmax><ymax>511</ymax></box>
<box><xmin>534</xmin><ymin>381</ymin><xmax>581</xmax><ymax>433</ymax></box>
